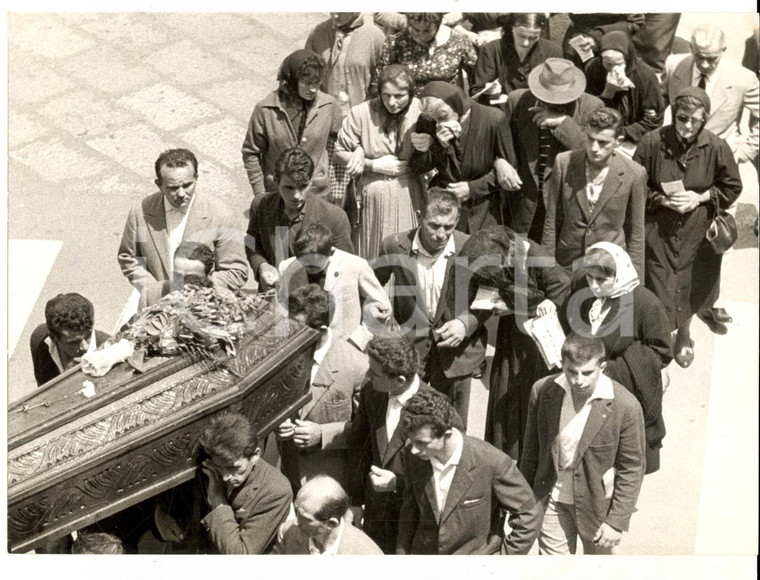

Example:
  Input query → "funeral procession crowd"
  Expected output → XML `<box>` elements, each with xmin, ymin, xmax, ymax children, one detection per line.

<box><xmin>26</xmin><ymin>12</ymin><xmax>758</xmax><ymax>556</ymax></box>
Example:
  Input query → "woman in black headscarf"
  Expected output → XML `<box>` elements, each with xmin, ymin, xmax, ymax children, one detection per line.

<box><xmin>459</xmin><ymin>226</ymin><xmax>570</xmax><ymax>461</ymax></box>
<box><xmin>335</xmin><ymin>64</ymin><xmax>424</xmax><ymax>260</ymax></box>
<box><xmin>242</xmin><ymin>49</ymin><xmax>342</xmax><ymax>199</ymax></box>
<box><xmin>585</xmin><ymin>30</ymin><xmax>664</xmax><ymax>151</ymax></box>
<box><xmin>633</xmin><ymin>87</ymin><xmax>742</xmax><ymax>368</ymax></box>
<box><xmin>409</xmin><ymin>81</ymin><xmax>516</xmax><ymax>234</ymax></box>
<box><xmin>471</xmin><ymin>13</ymin><xmax>562</xmax><ymax>105</ymax></box>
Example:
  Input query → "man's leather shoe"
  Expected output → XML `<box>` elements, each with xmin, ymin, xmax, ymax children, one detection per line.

<box><xmin>710</xmin><ymin>307</ymin><xmax>733</xmax><ymax>323</ymax></box>
<box><xmin>697</xmin><ymin>310</ymin><xmax>729</xmax><ymax>335</ymax></box>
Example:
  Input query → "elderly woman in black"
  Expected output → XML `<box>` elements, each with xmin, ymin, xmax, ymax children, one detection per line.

<box><xmin>460</xmin><ymin>226</ymin><xmax>570</xmax><ymax>461</ymax></box>
<box><xmin>409</xmin><ymin>81</ymin><xmax>516</xmax><ymax>234</ymax></box>
<box><xmin>633</xmin><ymin>87</ymin><xmax>742</xmax><ymax>368</ymax></box>
<box><xmin>585</xmin><ymin>31</ymin><xmax>664</xmax><ymax>155</ymax></box>
<box><xmin>470</xmin><ymin>13</ymin><xmax>562</xmax><ymax>105</ymax></box>
<box><xmin>562</xmin><ymin>242</ymin><xmax>672</xmax><ymax>473</ymax></box>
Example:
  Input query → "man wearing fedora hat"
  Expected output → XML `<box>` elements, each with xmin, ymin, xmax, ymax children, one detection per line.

<box><xmin>496</xmin><ymin>58</ymin><xmax>603</xmax><ymax>242</ymax></box>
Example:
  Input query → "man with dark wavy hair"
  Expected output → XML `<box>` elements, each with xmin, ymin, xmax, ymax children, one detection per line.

<box><xmin>30</xmin><ymin>292</ymin><xmax>109</xmax><ymax>386</ymax></box>
<box><xmin>542</xmin><ymin>106</ymin><xmax>646</xmax><ymax>277</ymax></box>
<box><xmin>245</xmin><ymin>147</ymin><xmax>354</xmax><ymax>292</ymax></box>
<box><xmin>396</xmin><ymin>389</ymin><xmax>541</xmax><ymax>555</ymax></box>
<box><xmin>346</xmin><ymin>335</ymin><xmax>440</xmax><ymax>553</ymax></box>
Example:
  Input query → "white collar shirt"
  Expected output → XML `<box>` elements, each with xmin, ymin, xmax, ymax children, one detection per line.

<box><xmin>163</xmin><ymin>194</ymin><xmax>195</xmax><ymax>276</ymax></box>
<box><xmin>308</xmin><ymin>518</ymin><xmax>345</xmax><ymax>555</ymax></box>
<box><xmin>310</xmin><ymin>327</ymin><xmax>333</xmax><ymax>386</ymax></box>
<box><xmin>385</xmin><ymin>375</ymin><xmax>420</xmax><ymax>442</ymax></box>
<box><xmin>412</xmin><ymin>229</ymin><xmax>456</xmax><ymax>320</ymax></box>
<box><xmin>429</xmin><ymin>427</ymin><xmax>464</xmax><ymax>515</ymax></box>
<box><xmin>44</xmin><ymin>329</ymin><xmax>98</xmax><ymax>372</ymax></box>
<box><xmin>551</xmin><ymin>373</ymin><xmax>615</xmax><ymax>504</ymax></box>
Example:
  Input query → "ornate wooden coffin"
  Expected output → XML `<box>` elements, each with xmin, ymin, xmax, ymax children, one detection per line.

<box><xmin>7</xmin><ymin>300</ymin><xmax>319</xmax><ymax>553</ymax></box>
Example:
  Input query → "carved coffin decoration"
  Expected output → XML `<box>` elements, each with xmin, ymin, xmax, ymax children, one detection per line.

<box><xmin>7</xmin><ymin>301</ymin><xmax>319</xmax><ymax>553</ymax></box>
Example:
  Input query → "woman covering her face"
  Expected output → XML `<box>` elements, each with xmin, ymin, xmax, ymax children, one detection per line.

<box><xmin>561</xmin><ymin>242</ymin><xmax>672</xmax><ymax>474</ymax></box>
<box><xmin>409</xmin><ymin>81</ymin><xmax>516</xmax><ymax>235</ymax></box>
<box><xmin>470</xmin><ymin>13</ymin><xmax>563</xmax><ymax>104</ymax></box>
<box><xmin>334</xmin><ymin>64</ymin><xmax>424</xmax><ymax>260</ymax></box>
<box><xmin>376</xmin><ymin>12</ymin><xmax>477</xmax><ymax>96</ymax></box>
<box><xmin>632</xmin><ymin>87</ymin><xmax>742</xmax><ymax>369</ymax></box>
<box><xmin>584</xmin><ymin>31</ymin><xmax>664</xmax><ymax>149</ymax></box>
<box><xmin>242</xmin><ymin>49</ymin><xmax>342</xmax><ymax>198</ymax></box>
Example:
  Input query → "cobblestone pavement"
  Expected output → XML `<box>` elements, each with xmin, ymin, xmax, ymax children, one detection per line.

<box><xmin>8</xmin><ymin>12</ymin><xmax>326</xmax><ymax>397</ymax></box>
<box><xmin>5</xmin><ymin>12</ymin><xmax>759</xmax><ymax>561</ymax></box>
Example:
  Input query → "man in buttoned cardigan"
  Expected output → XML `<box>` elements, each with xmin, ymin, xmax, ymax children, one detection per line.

<box><xmin>395</xmin><ymin>389</ymin><xmax>542</xmax><ymax>555</ymax></box>
<box><xmin>519</xmin><ymin>333</ymin><xmax>646</xmax><ymax>555</ymax></box>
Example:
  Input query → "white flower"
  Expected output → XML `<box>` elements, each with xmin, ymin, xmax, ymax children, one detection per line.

<box><xmin>80</xmin><ymin>381</ymin><xmax>96</xmax><ymax>398</ymax></box>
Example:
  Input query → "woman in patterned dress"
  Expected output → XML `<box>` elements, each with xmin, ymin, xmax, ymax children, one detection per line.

<box><xmin>377</xmin><ymin>13</ymin><xmax>477</xmax><ymax>96</ymax></box>
<box><xmin>335</xmin><ymin>65</ymin><xmax>424</xmax><ymax>261</ymax></box>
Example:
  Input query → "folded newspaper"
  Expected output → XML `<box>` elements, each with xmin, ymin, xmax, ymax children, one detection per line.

<box><xmin>523</xmin><ymin>311</ymin><xmax>566</xmax><ymax>369</ymax></box>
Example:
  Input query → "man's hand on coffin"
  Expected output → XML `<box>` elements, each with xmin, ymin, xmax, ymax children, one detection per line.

<box><xmin>154</xmin><ymin>504</ymin><xmax>185</xmax><ymax>543</ymax></box>
<box><xmin>276</xmin><ymin>418</ymin><xmax>296</xmax><ymax>440</ymax></box>
<box><xmin>202</xmin><ymin>460</ymin><xmax>228</xmax><ymax>509</ymax></box>
<box><xmin>292</xmin><ymin>419</ymin><xmax>322</xmax><ymax>449</ymax></box>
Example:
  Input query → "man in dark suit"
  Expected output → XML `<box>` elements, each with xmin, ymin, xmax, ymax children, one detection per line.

<box><xmin>346</xmin><ymin>336</ymin><xmax>443</xmax><ymax>554</ymax></box>
<box><xmin>542</xmin><ymin>107</ymin><xmax>646</xmax><ymax>277</ymax></box>
<box><xmin>198</xmin><ymin>413</ymin><xmax>293</xmax><ymax>554</ymax></box>
<box><xmin>276</xmin><ymin>284</ymin><xmax>369</xmax><ymax>492</ymax></box>
<box><xmin>395</xmin><ymin>389</ymin><xmax>542</xmax><ymax>555</ymax></box>
<box><xmin>30</xmin><ymin>293</ymin><xmax>109</xmax><ymax>386</ymax></box>
<box><xmin>118</xmin><ymin>148</ymin><xmax>248</xmax><ymax>309</ymax></box>
<box><xmin>496</xmin><ymin>58</ymin><xmax>603</xmax><ymax>240</ymax></box>
<box><xmin>245</xmin><ymin>147</ymin><xmax>354</xmax><ymax>291</ymax></box>
<box><xmin>374</xmin><ymin>189</ymin><xmax>488</xmax><ymax>427</ymax></box>
<box><xmin>520</xmin><ymin>333</ymin><xmax>646</xmax><ymax>555</ymax></box>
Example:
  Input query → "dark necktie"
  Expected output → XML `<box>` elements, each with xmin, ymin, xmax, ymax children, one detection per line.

<box><xmin>698</xmin><ymin>73</ymin><xmax>707</xmax><ymax>90</ymax></box>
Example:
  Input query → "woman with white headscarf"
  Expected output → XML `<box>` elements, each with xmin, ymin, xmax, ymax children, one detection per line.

<box><xmin>561</xmin><ymin>241</ymin><xmax>672</xmax><ymax>474</ymax></box>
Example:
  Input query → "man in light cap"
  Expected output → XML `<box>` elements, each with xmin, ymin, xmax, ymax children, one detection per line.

<box><xmin>273</xmin><ymin>475</ymin><xmax>383</xmax><ymax>554</ymax></box>
<box><xmin>496</xmin><ymin>58</ymin><xmax>603</xmax><ymax>242</ymax></box>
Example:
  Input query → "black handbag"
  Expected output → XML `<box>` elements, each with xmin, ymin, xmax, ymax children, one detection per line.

<box><xmin>706</xmin><ymin>210</ymin><xmax>738</xmax><ymax>254</ymax></box>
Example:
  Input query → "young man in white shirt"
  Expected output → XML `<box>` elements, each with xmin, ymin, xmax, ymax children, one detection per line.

<box><xmin>520</xmin><ymin>333</ymin><xmax>646</xmax><ymax>554</ymax></box>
